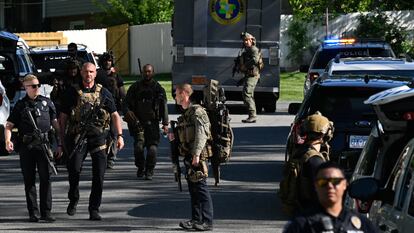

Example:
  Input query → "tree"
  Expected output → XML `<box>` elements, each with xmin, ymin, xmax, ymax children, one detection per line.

<box><xmin>354</xmin><ymin>11</ymin><xmax>408</xmax><ymax>55</ymax></box>
<box><xmin>94</xmin><ymin>0</ymin><xmax>173</xmax><ymax>26</ymax></box>
<box><xmin>289</xmin><ymin>0</ymin><xmax>414</xmax><ymax>20</ymax></box>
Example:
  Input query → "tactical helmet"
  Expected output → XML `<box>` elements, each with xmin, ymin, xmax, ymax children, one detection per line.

<box><xmin>241</xmin><ymin>32</ymin><xmax>256</xmax><ymax>45</ymax></box>
<box><xmin>302</xmin><ymin>112</ymin><xmax>334</xmax><ymax>141</ymax></box>
<box><xmin>99</xmin><ymin>52</ymin><xmax>114</xmax><ymax>67</ymax></box>
<box><xmin>65</xmin><ymin>59</ymin><xmax>80</xmax><ymax>70</ymax></box>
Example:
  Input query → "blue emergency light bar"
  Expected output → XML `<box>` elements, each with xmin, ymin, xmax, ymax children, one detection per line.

<box><xmin>324</xmin><ymin>38</ymin><xmax>356</xmax><ymax>45</ymax></box>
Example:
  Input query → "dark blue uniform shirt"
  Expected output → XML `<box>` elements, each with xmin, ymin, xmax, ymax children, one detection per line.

<box><xmin>8</xmin><ymin>95</ymin><xmax>57</xmax><ymax>136</ymax></box>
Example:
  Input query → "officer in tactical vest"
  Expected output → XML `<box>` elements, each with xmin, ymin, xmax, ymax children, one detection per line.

<box><xmin>67</xmin><ymin>42</ymin><xmax>86</xmax><ymax>66</ymax></box>
<box><xmin>50</xmin><ymin>59</ymin><xmax>82</xmax><ymax>115</ymax></box>
<box><xmin>4</xmin><ymin>74</ymin><xmax>63</xmax><ymax>222</ymax></box>
<box><xmin>96</xmin><ymin>52</ymin><xmax>126</xmax><ymax>169</ymax></box>
<box><xmin>59</xmin><ymin>62</ymin><xmax>124</xmax><ymax>220</ymax></box>
<box><xmin>174</xmin><ymin>83</ymin><xmax>214</xmax><ymax>232</ymax></box>
<box><xmin>283</xmin><ymin>162</ymin><xmax>379</xmax><ymax>233</ymax></box>
<box><xmin>124</xmin><ymin>64</ymin><xmax>168</xmax><ymax>180</ymax></box>
<box><xmin>239</xmin><ymin>32</ymin><xmax>261</xmax><ymax>123</ymax></box>
<box><xmin>295</xmin><ymin>112</ymin><xmax>334</xmax><ymax>212</ymax></box>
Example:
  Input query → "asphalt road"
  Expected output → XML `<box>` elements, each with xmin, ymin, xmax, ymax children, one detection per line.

<box><xmin>0</xmin><ymin>102</ymin><xmax>295</xmax><ymax>233</ymax></box>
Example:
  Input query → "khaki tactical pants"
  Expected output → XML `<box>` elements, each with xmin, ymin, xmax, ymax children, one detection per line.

<box><xmin>242</xmin><ymin>76</ymin><xmax>259</xmax><ymax>117</ymax></box>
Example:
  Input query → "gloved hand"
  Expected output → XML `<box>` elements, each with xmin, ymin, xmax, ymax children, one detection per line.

<box><xmin>123</xmin><ymin>111</ymin><xmax>137</xmax><ymax>123</ymax></box>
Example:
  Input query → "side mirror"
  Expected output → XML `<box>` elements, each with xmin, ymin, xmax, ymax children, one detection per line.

<box><xmin>299</xmin><ymin>65</ymin><xmax>309</xmax><ymax>73</ymax></box>
<box><xmin>288</xmin><ymin>103</ymin><xmax>301</xmax><ymax>115</ymax></box>
<box><xmin>348</xmin><ymin>177</ymin><xmax>380</xmax><ymax>201</ymax></box>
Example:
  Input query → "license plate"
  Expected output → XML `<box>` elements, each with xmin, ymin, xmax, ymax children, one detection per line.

<box><xmin>349</xmin><ymin>135</ymin><xmax>369</xmax><ymax>149</ymax></box>
<box><xmin>191</xmin><ymin>76</ymin><xmax>206</xmax><ymax>85</ymax></box>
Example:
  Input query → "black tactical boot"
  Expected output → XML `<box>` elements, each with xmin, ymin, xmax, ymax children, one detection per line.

<box><xmin>67</xmin><ymin>201</ymin><xmax>78</xmax><ymax>216</ymax></box>
<box><xmin>242</xmin><ymin>116</ymin><xmax>257</xmax><ymax>123</ymax></box>
<box><xmin>107</xmin><ymin>160</ymin><xmax>115</xmax><ymax>169</ymax></box>
<box><xmin>145</xmin><ymin>169</ymin><xmax>154</xmax><ymax>180</ymax></box>
<box><xmin>29</xmin><ymin>214</ymin><xmax>39</xmax><ymax>222</ymax></box>
<box><xmin>136</xmin><ymin>168</ymin><xmax>145</xmax><ymax>178</ymax></box>
<box><xmin>89</xmin><ymin>210</ymin><xmax>102</xmax><ymax>221</ymax></box>
<box><xmin>40</xmin><ymin>213</ymin><xmax>56</xmax><ymax>222</ymax></box>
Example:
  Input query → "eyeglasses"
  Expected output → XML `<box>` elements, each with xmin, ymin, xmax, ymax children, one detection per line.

<box><xmin>315</xmin><ymin>177</ymin><xmax>345</xmax><ymax>188</ymax></box>
<box><xmin>26</xmin><ymin>84</ymin><xmax>41</xmax><ymax>89</ymax></box>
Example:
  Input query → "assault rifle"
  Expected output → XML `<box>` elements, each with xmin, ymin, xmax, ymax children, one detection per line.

<box><xmin>69</xmin><ymin>98</ymin><xmax>106</xmax><ymax>160</ymax></box>
<box><xmin>25</xmin><ymin>108</ymin><xmax>58</xmax><ymax>175</ymax></box>
<box><xmin>232</xmin><ymin>55</ymin><xmax>241</xmax><ymax>77</ymax></box>
<box><xmin>170</xmin><ymin>120</ymin><xmax>182</xmax><ymax>192</ymax></box>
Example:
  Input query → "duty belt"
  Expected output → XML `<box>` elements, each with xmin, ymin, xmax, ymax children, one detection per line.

<box><xmin>22</xmin><ymin>132</ymin><xmax>49</xmax><ymax>146</ymax></box>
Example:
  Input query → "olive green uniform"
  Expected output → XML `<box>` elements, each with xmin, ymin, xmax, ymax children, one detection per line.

<box><xmin>241</xmin><ymin>45</ymin><xmax>261</xmax><ymax>118</ymax></box>
<box><xmin>125</xmin><ymin>79</ymin><xmax>168</xmax><ymax>176</ymax></box>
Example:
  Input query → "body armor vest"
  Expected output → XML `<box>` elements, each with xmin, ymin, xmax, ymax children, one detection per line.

<box><xmin>68</xmin><ymin>84</ymin><xmax>110</xmax><ymax>135</ymax></box>
<box><xmin>177</xmin><ymin>104</ymin><xmax>212</xmax><ymax>159</ymax></box>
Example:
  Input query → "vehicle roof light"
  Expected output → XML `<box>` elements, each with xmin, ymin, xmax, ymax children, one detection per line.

<box><xmin>324</xmin><ymin>38</ymin><xmax>356</xmax><ymax>45</ymax></box>
<box><xmin>403</xmin><ymin>112</ymin><xmax>414</xmax><ymax>120</ymax></box>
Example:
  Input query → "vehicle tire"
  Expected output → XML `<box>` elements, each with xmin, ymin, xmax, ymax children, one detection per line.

<box><xmin>255</xmin><ymin>104</ymin><xmax>263</xmax><ymax>113</ymax></box>
<box><xmin>264</xmin><ymin>104</ymin><xmax>276</xmax><ymax>113</ymax></box>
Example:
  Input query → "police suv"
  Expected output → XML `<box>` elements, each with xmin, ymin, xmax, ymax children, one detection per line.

<box><xmin>301</xmin><ymin>38</ymin><xmax>395</xmax><ymax>94</ymax></box>
<box><xmin>348</xmin><ymin>86</ymin><xmax>414</xmax><ymax>233</ymax></box>
<box><xmin>287</xmin><ymin>74</ymin><xmax>412</xmax><ymax>176</ymax></box>
<box><xmin>30</xmin><ymin>44</ymin><xmax>97</xmax><ymax>72</ymax></box>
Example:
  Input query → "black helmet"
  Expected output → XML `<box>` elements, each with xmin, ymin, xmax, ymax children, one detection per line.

<box><xmin>65</xmin><ymin>59</ymin><xmax>80</xmax><ymax>70</ymax></box>
<box><xmin>99</xmin><ymin>52</ymin><xmax>114</xmax><ymax>67</ymax></box>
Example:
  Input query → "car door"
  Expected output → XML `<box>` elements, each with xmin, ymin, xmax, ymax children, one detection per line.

<box><xmin>373</xmin><ymin>138</ymin><xmax>414</xmax><ymax>233</ymax></box>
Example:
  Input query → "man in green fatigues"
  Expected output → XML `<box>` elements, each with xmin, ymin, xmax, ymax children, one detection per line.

<box><xmin>240</xmin><ymin>32</ymin><xmax>261</xmax><ymax>123</ymax></box>
<box><xmin>124</xmin><ymin>64</ymin><xmax>169</xmax><ymax>180</ymax></box>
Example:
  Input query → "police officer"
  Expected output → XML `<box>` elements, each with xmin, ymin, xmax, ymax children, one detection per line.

<box><xmin>174</xmin><ymin>83</ymin><xmax>213</xmax><ymax>231</ymax></box>
<box><xmin>67</xmin><ymin>42</ymin><xmax>86</xmax><ymax>65</ymax></box>
<box><xmin>124</xmin><ymin>64</ymin><xmax>168</xmax><ymax>180</ymax></box>
<box><xmin>50</xmin><ymin>59</ymin><xmax>82</xmax><ymax>115</ymax></box>
<box><xmin>96</xmin><ymin>52</ymin><xmax>126</xmax><ymax>169</ymax></box>
<box><xmin>295</xmin><ymin>112</ymin><xmax>334</xmax><ymax>213</ymax></box>
<box><xmin>239</xmin><ymin>32</ymin><xmax>261</xmax><ymax>123</ymax></box>
<box><xmin>4</xmin><ymin>74</ymin><xmax>62</xmax><ymax>222</ymax></box>
<box><xmin>283</xmin><ymin>162</ymin><xmax>379</xmax><ymax>233</ymax></box>
<box><xmin>59</xmin><ymin>62</ymin><xmax>124</xmax><ymax>220</ymax></box>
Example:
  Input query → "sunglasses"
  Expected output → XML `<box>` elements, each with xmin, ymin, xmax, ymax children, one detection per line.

<box><xmin>315</xmin><ymin>177</ymin><xmax>345</xmax><ymax>188</ymax></box>
<box><xmin>26</xmin><ymin>84</ymin><xmax>41</xmax><ymax>89</ymax></box>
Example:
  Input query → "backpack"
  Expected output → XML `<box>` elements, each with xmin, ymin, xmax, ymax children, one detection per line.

<box><xmin>202</xmin><ymin>79</ymin><xmax>233</xmax><ymax>185</ymax></box>
<box><xmin>278</xmin><ymin>147</ymin><xmax>326</xmax><ymax>217</ymax></box>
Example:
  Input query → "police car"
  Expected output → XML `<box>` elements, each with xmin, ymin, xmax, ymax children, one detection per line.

<box><xmin>324</xmin><ymin>57</ymin><xmax>414</xmax><ymax>77</ymax></box>
<box><xmin>286</xmin><ymin>75</ymin><xmax>412</xmax><ymax>176</ymax></box>
<box><xmin>30</xmin><ymin>44</ymin><xmax>97</xmax><ymax>73</ymax></box>
<box><xmin>348</xmin><ymin>85</ymin><xmax>414</xmax><ymax>233</ymax></box>
<box><xmin>301</xmin><ymin>37</ymin><xmax>395</xmax><ymax>94</ymax></box>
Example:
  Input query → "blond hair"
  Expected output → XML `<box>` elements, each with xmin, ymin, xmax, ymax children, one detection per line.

<box><xmin>23</xmin><ymin>74</ymin><xmax>38</xmax><ymax>83</ymax></box>
<box><xmin>176</xmin><ymin>83</ymin><xmax>193</xmax><ymax>96</ymax></box>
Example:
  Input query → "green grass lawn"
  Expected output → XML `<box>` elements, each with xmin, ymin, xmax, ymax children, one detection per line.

<box><xmin>122</xmin><ymin>71</ymin><xmax>306</xmax><ymax>102</ymax></box>
<box><xmin>280</xmin><ymin>71</ymin><xmax>306</xmax><ymax>101</ymax></box>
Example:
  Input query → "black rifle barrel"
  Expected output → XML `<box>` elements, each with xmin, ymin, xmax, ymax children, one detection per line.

<box><xmin>25</xmin><ymin>108</ymin><xmax>58</xmax><ymax>175</ymax></box>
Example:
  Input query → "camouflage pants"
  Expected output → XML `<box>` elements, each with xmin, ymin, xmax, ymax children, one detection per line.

<box><xmin>242</xmin><ymin>76</ymin><xmax>259</xmax><ymax>117</ymax></box>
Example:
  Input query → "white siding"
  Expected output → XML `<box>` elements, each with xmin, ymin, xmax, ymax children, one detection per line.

<box><xmin>61</xmin><ymin>29</ymin><xmax>107</xmax><ymax>53</ymax></box>
<box><xmin>129</xmin><ymin>23</ymin><xmax>173</xmax><ymax>74</ymax></box>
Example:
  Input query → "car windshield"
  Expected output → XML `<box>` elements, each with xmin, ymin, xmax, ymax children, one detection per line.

<box><xmin>313</xmin><ymin>48</ymin><xmax>394</xmax><ymax>69</ymax></box>
<box><xmin>332</xmin><ymin>70</ymin><xmax>414</xmax><ymax>77</ymax></box>
<box><xmin>31</xmin><ymin>51</ymin><xmax>89</xmax><ymax>71</ymax></box>
<box><xmin>308</xmin><ymin>86</ymin><xmax>381</xmax><ymax>122</ymax></box>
